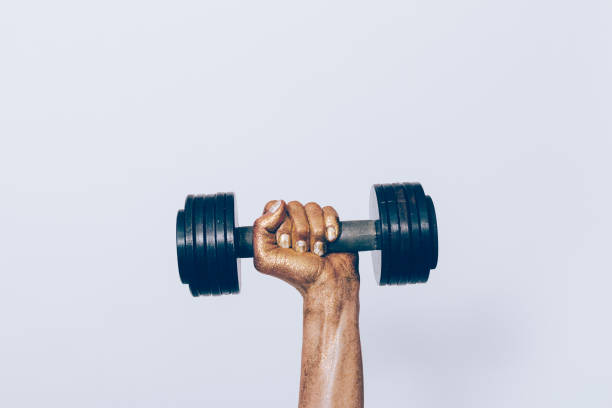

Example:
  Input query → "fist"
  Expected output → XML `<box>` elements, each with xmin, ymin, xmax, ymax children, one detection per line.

<box><xmin>253</xmin><ymin>200</ymin><xmax>359</xmax><ymax>297</ymax></box>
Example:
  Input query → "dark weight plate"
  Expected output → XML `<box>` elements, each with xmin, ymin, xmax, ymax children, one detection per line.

<box><xmin>183</xmin><ymin>196</ymin><xmax>196</xmax><ymax>290</ymax></box>
<box><xmin>382</xmin><ymin>184</ymin><xmax>402</xmax><ymax>285</ymax></box>
<box><xmin>193</xmin><ymin>196</ymin><xmax>208</xmax><ymax>296</ymax></box>
<box><xmin>214</xmin><ymin>193</ymin><xmax>229</xmax><ymax>294</ymax></box>
<box><xmin>391</xmin><ymin>184</ymin><xmax>412</xmax><ymax>284</ymax></box>
<box><xmin>203</xmin><ymin>195</ymin><xmax>221</xmax><ymax>295</ymax></box>
<box><xmin>402</xmin><ymin>184</ymin><xmax>423</xmax><ymax>283</ymax></box>
<box><xmin>412</xmin><ymin>184</ymin><xmax>431</xmax><ymax>283</ymax></box>
<box><xmin>176</xmin><ymin>210</ymin><xmax>188</xmax><ymax>284</ymax></box>
<box><xmin>370</xmin><ymin>185</ymin><xmax>391</xmax><ymax>285</ymax></box>
<box><xmin>224</xmin><ymin>192</ymin><xmax>240</xmax><ymax>294</ymax></box>
<box><xmin>427</xmin><ymin>195</ymin><xmax>438</xmax><ymax>269</ymax></box>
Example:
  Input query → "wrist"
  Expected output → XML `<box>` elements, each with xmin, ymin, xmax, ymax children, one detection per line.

<box><xmin>302</xmin><ymin>254</ymin><xmax>360</xmax><ymax>319</ymax></box>
<box><xmin>303</xmin><ymin>286</ymin><xmax>360</xmax><ymax>321</ymax></box>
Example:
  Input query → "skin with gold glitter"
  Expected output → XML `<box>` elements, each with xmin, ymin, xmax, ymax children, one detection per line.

<box><xmin>253</xmin><ymin>200</ymin><xmax>364</xmax><ymax>408</ymax></box>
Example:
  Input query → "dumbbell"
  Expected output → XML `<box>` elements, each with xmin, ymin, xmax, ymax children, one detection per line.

<box><xmin>176</xmin><ymin>182</ymin><xmax>438</xmax><ymax>296</ymax></box>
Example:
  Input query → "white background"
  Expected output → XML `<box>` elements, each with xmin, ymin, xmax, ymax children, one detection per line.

<box><xmin>1</xmin><ymin>1</ymin><xmax>610</xmax><ymax>407</ymax></box>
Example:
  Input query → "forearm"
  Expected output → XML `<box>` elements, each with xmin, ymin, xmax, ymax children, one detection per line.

<box><xmin>299</xmin><ymin>291</ymin><xmax>364</xmax><ymax>408</ymax></box>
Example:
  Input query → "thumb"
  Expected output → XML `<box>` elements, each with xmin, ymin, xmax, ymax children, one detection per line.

<box><xmin>255</xmin><ymin>200</ymin><xmax>286</xmax><ymax>233</ymax></box>
<box><xmin>253</xmin><ymin>200</ymin><xmax>286</xmax><ymax>271</ymax></box>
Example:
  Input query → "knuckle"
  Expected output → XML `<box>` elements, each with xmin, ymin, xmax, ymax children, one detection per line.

<box><xmin>311</xmin><ymin>225</ymin><xmax>325</xmax><ymax>237</ymax></box>
<box><xmin>253</xmin><ymin>250</ymin><xmax>276</xmax><ymax>273</ymax></box>
<box><xmin>322</xmin><ymin>205</ymin><xmax>337</xmax><ymax>214</ymax></box>
<box><xmin>253</xmin><ymin>256</ymin><xmax>268</xmax><ymax>272</ymax></box>
<box><xmin>295</xmin><ymin>223</ymin><xmax>309</xmax><ymax>236</ymax></box>
<box><xmin>305</xmin><ymin>201</ymin><xmax>321</xmax><ymax>210</ymax></box>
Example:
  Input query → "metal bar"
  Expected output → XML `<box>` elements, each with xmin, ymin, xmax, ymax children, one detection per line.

<box><xmin>235</xmin><ymin>220</ymin><xmax>380</xmax><ymax>258</ymax></box>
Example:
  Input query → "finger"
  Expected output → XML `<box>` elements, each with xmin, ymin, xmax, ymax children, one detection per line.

<box><xmin>276</xmin><ymin>217</ymin><xmax>293</xmax><ymax>249</ymax></box>
<box><xmin>253</xmin><ymin>200</ymin><xmax>286</xmax><ymax>264</ymax></box>
<box><xmin>322</xmin><ymin>206</ymin><xmax>340</xmax><ymax>242</ymax></box>
<box><xmin>305</xmin><ymin>202</ymin><xmax>325</xmax><ymax>256</ymax></box>
<box><xmin>257</xmin><ymin>200</ymin><xmax>286</xmax><ymax>233</ymax></box>
<box><xmin>287</xmin><ymin>201</ymin><xmax>309</xmax><ymax>253</ymax></box>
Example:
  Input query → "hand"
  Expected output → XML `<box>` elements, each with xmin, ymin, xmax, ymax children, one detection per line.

<box><xmin>253</xmin><ymin>200</ymin><xmax>359</xmax><ymax>297</ymax></box>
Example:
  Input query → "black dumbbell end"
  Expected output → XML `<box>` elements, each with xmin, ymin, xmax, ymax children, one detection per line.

<box><xmin>370</xmin><ymin>182</ymin><xmax>438</xmax><ymax>286</ymax></box>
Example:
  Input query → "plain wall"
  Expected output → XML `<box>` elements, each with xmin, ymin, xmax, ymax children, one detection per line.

<box><xmin>1</xmin><ymin>1</ymin><xmax>610</xmax><ymax>406</ymax></box>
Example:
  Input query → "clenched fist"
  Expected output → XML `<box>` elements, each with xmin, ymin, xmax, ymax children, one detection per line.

<box><xmin>252</xmin><ymin>200</ymin><xmax>359</xmax><ymax>298</ymax></box>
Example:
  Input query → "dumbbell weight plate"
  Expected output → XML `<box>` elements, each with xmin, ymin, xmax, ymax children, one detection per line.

<box><xmin>403</xmin><ymin>183</ymin><xmax>422</xmax><ymax>283</ymax></box>
<box><xmin>203</xmin><ymin>195</ymin><xmax>222</xmax><ymax>295</ymax></box>
<box><xmin>391</xmin><ymin>184</ymin><xmax>412</xmax><ymax>284</ymax></box>
<box><xmin>214</xmin><ymin>193</ymin><xmax>229</xmax><ymax>294</ymax></box>
<box><xmin>382</xmin><ymin>184</ymin><xmax>402</xmax><ymax>285</ymax></box>
<box><xmin>413</xmin><ymin>184</ymin><xmax>432</xmax><ymax>282</ymax></box>
<box><xmin>427</xmin><ymin>195</ymin><xmax>438</xmax><ymax>269</ymax></box>
<box><xmin>176</xmin><ymin>210</ymin><xmax>188</xmax><ymax>284</ymax></box>
<box><xmin>403</xmin><ymin>184</ymin><xmax>425</xmax><ymax>283</ymax></box>
<box><xmin>183</xmin><ymin>196</ymin><xmax>198</xmax><ymax>294</ymax></box>
<box><xmin>186</xmin><ymin>196</ymin><xmax>198</xmax><ymax>295</ymax></box>
<box><xmin>193</xmin><ymin>196</ymin><xmax>208</xmax><ymax>296</ymax></box>
<box><xmin>370</xmin><ymin>185</ymin><xmax>391</xmax><ymax>285</ymax></box>
<box><xmin>224</xmin><ymin>192</ymin><xmax>240</xmax><ymax>294</ymax></box>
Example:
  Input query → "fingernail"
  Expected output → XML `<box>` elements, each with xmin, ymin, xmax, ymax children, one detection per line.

<box><xmin>268</xmin><ymin>200</ymin><xmax>281</xmax><ymax>213</ymax></box>
<box><xmin>313</xmin><ymin>241</ymin><xmax>325</xmax><ymax>256</ymax></box>
<box><xmin>295</xmin><ymin>240</ymin><xmax>307</xmax><ymax>253</ymax></box>
<box><xmin>279</xmin><ymin>234</ymin><xmax>290</xmax><ymax>248</ymax></box>
<box><xmin>326</xmin><ymin>226</ymin><xmax>337</xmax><ymax>241</ymax></box>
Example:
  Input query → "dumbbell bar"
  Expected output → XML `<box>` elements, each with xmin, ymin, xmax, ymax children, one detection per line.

<box><xmin>176</xmin><ymin>182</ymin><xmax>438</xmax><ymax>296</ymax></box>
